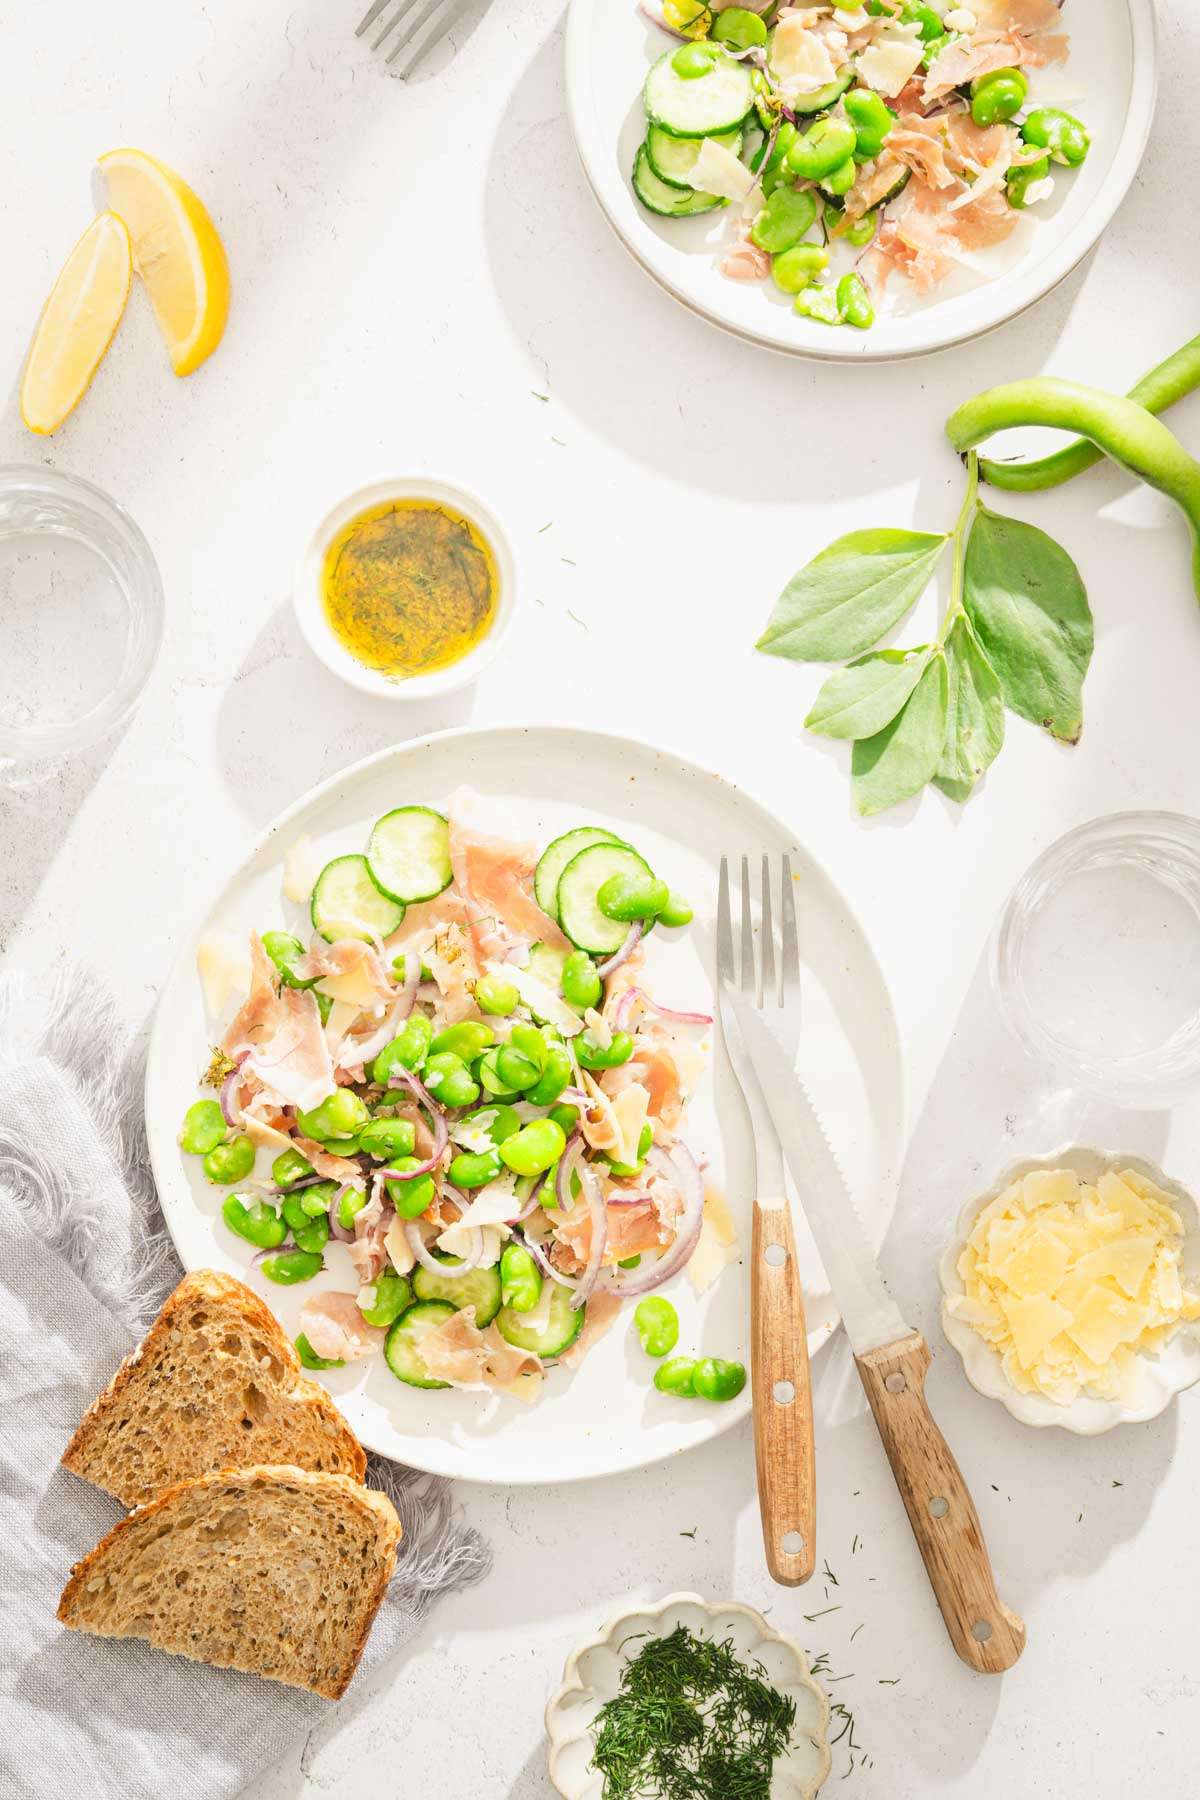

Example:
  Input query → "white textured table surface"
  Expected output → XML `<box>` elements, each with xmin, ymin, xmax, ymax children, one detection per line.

<box><xmin>4</xmin><ymin>3</ymin><xmax>1200</xmax><ymax>1795</ymax></box>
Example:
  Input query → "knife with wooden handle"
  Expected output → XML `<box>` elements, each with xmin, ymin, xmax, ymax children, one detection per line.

<box><xmin>725</xmin><ymin>988</ymin><xmax>1026</xmax><ymax>1674</ymax></box>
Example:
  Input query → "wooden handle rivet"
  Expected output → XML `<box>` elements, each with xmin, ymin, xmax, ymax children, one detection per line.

<box><xmin>764</xmin><ymin>1243</ymin><xmax>788</xmax><ymax>1268</ymax></box>
<box><xmin>773</xmin><ymin>1380</ymin><xmax>796</xmax><ymax>1405</ymax></box>
<box><xmin>781</xmin><ymin>1531</ymin><xmax>806</xmax><ymax>1557</ymax></box>
<box><xmin>885</xmin><ymin>1371</ymin><xmax>907</xmax><ymax>1393</ymax></box>
<box><xmin>928</xmin><ymin>1496</ymin><xmax>949</xmax><ymax>1518</ymax></box>
<box><xmin>971</xmin><ymin>1620</ymin><xmax>994</xmax><ymax>1642</ymax></box>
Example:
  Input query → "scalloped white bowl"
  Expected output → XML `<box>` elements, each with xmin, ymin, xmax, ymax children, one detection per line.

<box><xmin>546</xmin><ymin>1592</ymin><xmax>832</xmax><ymax>1799</ymax></box>
<box><xmin>939</xmin><ymin>1145</ymin><xmax>1200</xmax><ymax>1436</ymax></box>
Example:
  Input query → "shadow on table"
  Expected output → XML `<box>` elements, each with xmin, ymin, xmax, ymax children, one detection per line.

<box><xmin>481</xmin><ymin>18</ymin><xmax>1090</xmax><ymax>511</ymax></box>
<box><xmin>0</xmin><ymin>725</ymin><xmax>130</xmax><ymax>954</ymax></box>
<box><xmin>213</xmin><ymin>602</ymin><xmax>474</xmax><ymax>827</ymax></box>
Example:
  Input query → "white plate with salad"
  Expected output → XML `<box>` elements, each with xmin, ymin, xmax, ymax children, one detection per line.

<box><xmin>565</xmin><ymin>0</ymin><xmax>1155</xmax><ymax>359</ymax></box>
<box><xmin>145</xmin><ymin>726</ymin><xmax>904</xmax><ymax>1484</ymax></box>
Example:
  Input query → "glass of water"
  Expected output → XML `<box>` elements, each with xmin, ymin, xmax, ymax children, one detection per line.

<box><xmin>0</xmin><ymin>466</ymin><xmax>163</xmax><ymax>760</ymax></box>
<box><xmin>992</xmin><ymin>812</ymin><xmax>1200</xmax><ymax>1108</ymax></box>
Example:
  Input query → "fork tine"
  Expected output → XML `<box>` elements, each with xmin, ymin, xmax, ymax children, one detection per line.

<box><xmin>394</xmin><ymin>0</ymin><xmax>465</xmax><ymax>73</ymax></box>
<box><xmin>717</xmin><ymin>856</ymin><xmax>734</xmax><ymax>986</ymax></box>
<box><xmin>385</xmin><ymin>0</ymin><xmax>444</xmax><ymax>60</ymax></box>
<box><xmin>739</xmin><ymin>855</ymin><xmax>756</xmax><ymax>998</ymax></box>
<box><xmin>780</xmin><ymin>852</ymin><xmax>800</xmax><ymax>995</ymax></box>
<box><xmin>372</xmin><ymin>0</ymin><xmax>420</xmax><ymax>49</ymax></box>
<box><xmin>356</xmin><ymin>0</ymin><xmax>393</xmax><ymax>36</ymax></box>
<box><xmin>760</xmin><ymin>852</ymin><xmax>776</xmax><ymax>1009</ymax></box>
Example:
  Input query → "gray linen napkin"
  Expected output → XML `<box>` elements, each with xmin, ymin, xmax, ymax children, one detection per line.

<box><xmin>0</xmin><ymin>971</ymin><xmax>490</xmax><ymax>1800</ymax></box>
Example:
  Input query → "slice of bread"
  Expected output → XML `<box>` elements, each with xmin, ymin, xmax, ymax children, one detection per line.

<box><xmin>57</xmin><ymin>1464</ymin><xmax>401</xmax><ymax>1698</ymax></box>
<box><xmin>62</xmin><ymin>1270</ymin><xmax>366</xmax><ymax>1507</ymax></box>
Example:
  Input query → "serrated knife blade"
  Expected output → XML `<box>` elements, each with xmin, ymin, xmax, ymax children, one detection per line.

<box><xmin>723</xmin><ymin>988</ymin><xmax>909</xmax><ymax>1355</ymax></box>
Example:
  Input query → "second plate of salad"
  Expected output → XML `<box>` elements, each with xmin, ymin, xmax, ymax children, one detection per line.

<box><xmin>566</xmin><ymin>0</ymin><xmax>1155</xmax><ymax>358</ymax></box>
<box><xmin>145</xmin><ymin>726</ymin><xmax>903</xmax><ymax>1482</ymax></box>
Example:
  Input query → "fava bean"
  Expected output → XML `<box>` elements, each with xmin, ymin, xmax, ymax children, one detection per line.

<box><xmin>262</xmin><ymin>929</ymin><xmax>313</xmax><ymax>988</ymax></box>
<box><xmin>901</xmin><ymin>0</ymin><xmax>943</xmax><ymax>38</ymax></box>
<box><xmin>576</xmin><ymin>1030</ymin><xmax>634</xmax><ymax>1071</ymax></box>
<box><xmin>461</xmin><ymin>1103</ymin><xmax>521</xmax><ymax>1144</ymax></box>
<box><xmin>786</xmin><ymin>116</ymin><xmax>856</xmax><ymax>182</ymax></box>
<box><xmin>423</xmin><ymin>1051</ymin><xmax>480</xmax><ymax>1109</ymax></box>
<box><xmin>357</xmin><ymin>1268</ymin><xmax>412</xmax><ymax>1328</ymax></box>
<box><xmin>772</xmin><ymin>243</ymin><xmax>829</xmax><ymax>294</ymax></box>
<box><xmin>653</xmin><ymin>1356</ymin><xmax>698</xmax><ymax>1397</ymax></box>
<box><xmin>794</xmin><ymin>282</ymin><xmax>841</xmax><ymax>324</ymax></box>
<box><xmin>222</xmin><ymin>1193</ymin><xmax>287</xmax><ymax>1248</ymax></box>
<box><xmin>634</xmin><ymin>1296</ymin><xmax>680</xmax><ymax>1358</ymax></box>
<box><xmin>1005</xmin><ymin>153</ymin><xmax>1050</xmax><ymax>208</ymax></box>
<box><xmin>282</xmin><ymin>1190</ymin><xmax>330</xmax><ymax>1230</ymax></box>
<box><xmin>449</xmin><ymin>1148</ymin><xmax>504</xmax><ymax>1189</ymax></box>
<box><xmin>297</xmin><ymin>1088</ymin><xmax>369</xmax><ymax>1143</ymax></box>
<box><xmin>607</xmin><ymin>1122</ymin><xmax>654</xmax><ymax>1178</ymax></box>
<box><xmin>1021</xmin><ymin>105</ymin><xmax>1089</xmax><ymax>167</ymax></box>
<box><xmin>386</xmin><ymin>1158</ymin><xmax>437</xmax><ymax>1217</ymax></box>
<box><xmin>203</xmin><ymin>1134</ymin><xmax>256</xmax><ymax>1185</ymax></box>
<box><xmin>432</xmin><ymin>1021</ymin><xmax>495</xmax><ymax>1062</ymax></box>
<box><xmin>500</xmin><ymin>1242</ymin><xmax>544</xmax><ymax>1313</ymax></box>
<box><xmin>296</xmin><ymin>1332</ymin><xmax>343</xmax><ymax>1370</ymax></box>
<box><xmin>372</xmin><ymin>1013</ymin><xmax>432</xmax><ymax>1084</ymax></box>
<box><xmin>495</xmin><ymin>1044</ymin><xmax>541</xmax><ymax>1092</ymax></box>
<box><xmin>692</xmin><ymin>1356</ymin><xmax>747</xmax><ymax>1401</ymax></box>
<box><xmin>549</xmin><ymin>1102</ymin><xmax>580</xmax><ymax>1135</ymax></box>
<box><xmin>272</xmin><ymin>1147</ymin><xmax>315</xmax><ymax>1189</ymax></box>
<box><xmin>477</xmin><ymin>1046</ymin><xmax>521</xmax><ymax>1096</ymax></box>
<box><xmin>258</xmin><ymin>1248</ymin><xmax>324</xmax><ymax>1285</ymax></box>
<box><xmin>750</xmin><ymin>185</ymin><xmax>818</xmax><ymax>256</ymax></box>
<box><xmin>474</xmin><ymin>972</ymin><xmax>519</xmax><ymax>1015</ymax></box>
<box><xmin>970</xmin><ymin>66</ymin><xmax>1027</xmax><ymax>127</ymax></box>
<box><xmin>657</xmin><ymin>891</ymin><xmax>694</xmax><ymax>928</ymax></box>
<box><xmin>526</xmin><ymin>1041</ymin><xmax>572</xmax><ymax>1107</ymax></box>
<box><xmin>843</xmin><ymin>87</ymin><xmax>896</xmax><ymax>161</ymax></box>
<box><xmin>337</xmin><ymin>1184</ymin><xmax>368</xmax><ymax>1230</ymax></box>
<box><xmin>844</xmin><ymin>207</ymin><xmax>878</xmax><ymax>248</ymax></box>
<box><xmin>597</xmin><ymin>870</ymin><xmax>670</xmax><ymax>923</ymax></box>
<box><xmin>561</xmin><ymin>950</ymin><xmax>602</xmax><ymax>1009</ymax></box>
<box><xmin>671</xmin><ymin>40</ymin><xmax>719</xmax><ymax>77</ymax></box>
<box><xmin>293</xmin><ymin>1213</ymin><xmax>330</xmax><ymax>1254</ymax></box>
<box><xmin>179</xmin><ymin>1099</ymin><xmax>226</xmax><ymax>1156</ymax></box>
<box><xmin>359</xmin><ymin>1116</ymin><xmax>417</xmax><ymax>1161</ymax></box>
<box><xmin>820</xmin><ymin>156</ymin><xmax>857</xmax><ymax>197</ymax></box>
<box><xmin>837</xmin><ymin>271</ymin><xmax>875</xmax><ymax>330</ymax></box>
<box><xmin>499</xmin><ymin>1119</ymin><xmax>567</xmax><ymax>1178</ymax></box>
<box><xmin>761</xmin><ymin>122</ymin><xmax>797</xmax><ymax>196</ymax></box>
<box><xmin>618</xmin><ymin>1254</ymin><xmax>642</xmax><ymax>1270</ymax></box>
<box><xmin>711</xmin><ymin>4</ymin><xmax>767</xmax><ymax>47</ymax></box>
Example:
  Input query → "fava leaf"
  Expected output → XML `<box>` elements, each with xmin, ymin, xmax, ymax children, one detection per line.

<box><xmin>757</xmin><ymin>528</ymin><xmax>949</xmax><ymax>663</ymax></box>
<box><xmin>963</xmin><ymin>504</ymin><xmax>1092</xmax><ymax>743</ymax></box>
<box><xmin>934</xmin><ymin>617</ymin><xmax>1005</xmax><ymax>803</ymax></box>
<box><xmin>805</xmin><ymin>646</ymin><xmax>932</xmax><ymax>740</ymax></box>
<box><xmin>851</xmin><ymin>652</ymin><xmax>949</xmax><ymax>816</ymax></box>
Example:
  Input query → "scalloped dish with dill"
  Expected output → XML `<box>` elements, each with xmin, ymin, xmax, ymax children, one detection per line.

<box><xmin>946</xmin><ymin>1167</ymin><xmax>1200</xmax><ymax>1406</ymax></box>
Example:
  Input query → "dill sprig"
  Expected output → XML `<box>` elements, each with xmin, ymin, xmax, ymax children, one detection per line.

<box><xmin>589</xmin><ymin>1624</ymin><xmax>798</xmax><ymax>1800</ymax></box>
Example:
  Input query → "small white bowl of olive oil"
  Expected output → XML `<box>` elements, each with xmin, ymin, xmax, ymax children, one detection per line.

<box><xmin>295</xmin><ymin>477</ymin><xmax>517</xmax><ymax>700</ymax></box>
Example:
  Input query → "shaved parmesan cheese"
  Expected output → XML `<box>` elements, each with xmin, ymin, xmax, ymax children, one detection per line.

<box><xmin>770</xmin><ymin>15</ymin><xmax>837</xmax><ymax>92</ymax></box>
<box><xmin>282</xmin><ymin>836</ymin><xmax>323</xmax><ymax>906</ymax></box>
<box><xmin>856</xmin><ymin>29</ymin><xmax>924</xmax><ymax>96</ymax></box>
<box><xmin>609</xmin><ymin>1082</ymin><xmax>651</xmax><ymax>1170</ymax></box>
<box><xmin>685</xmin><ymin>138</ymin><xmax>756</xmax><ymax>202</ymax></box>
<box><xmin>438</xmin><ymin>1220</ymin><xmax>505</xmax><ymax>1266</ymax></box>
<box><xmin>442</xmin><ymin>1176</ymin><xmax>520</xmax><ymax>1232</ymax></box>
<box><xmin>503</xmin><ymin>962</ymin><xmax>584</xmax><ymax>1037</ymax></box>
<box><xmin>323</xmin><ymin>998</ymin><xmax>361</xmax><ymax>1054</ymax></box>
<box><xmin>196</xmin><ymin>933</ymin><xmax>252</xmax><ymax>1021</ymax></box>
<box><xmin>954</xmin><ymin>1164</ymin><xmax>1200</xmax><ymax>1405</ymax></box>
<box><xmin>316</xmin><ymin>965</ymin><xmax>385</xmax><ymax>1009</ymax></box>
<box><xmin>687</xmin><ymin>1186</ymin><xmax>739</xmax><ymax>1294</ymax></box>
<box><xmin>385</xmin><ymin>1216</ymin><xmax>416</xmax><ymax>1276</ymax></box>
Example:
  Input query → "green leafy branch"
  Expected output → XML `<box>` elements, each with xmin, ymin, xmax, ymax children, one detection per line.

<box><xmin>756</xmin><ymin>451</ymin><xmax>1093</xmax><ymax>816</ymax></box>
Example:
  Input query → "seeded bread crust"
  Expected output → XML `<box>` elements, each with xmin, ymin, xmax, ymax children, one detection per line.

<box><xmin>57</xmin><ymin>1464</ymin><xmax>401</xmax><ymax>1699</ymax></box>
<box><xmin>61</xmin><ymin>1270</ymin><xmax>366</xmax><ymax>1506</ymax></box>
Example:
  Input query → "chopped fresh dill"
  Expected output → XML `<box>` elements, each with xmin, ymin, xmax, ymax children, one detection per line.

<box><xmin>803</xmin><ymin>1605</ymin><xmax>841</xmax><ymax>1623</ymax></box>
<box><xmin>680</xmin><ymin>1528</ymin><xmax>698</xmax><ymax>1539</ymax></box>
<box><xmin>203</xmin><ymin>1046</ymin><xmax>236</xmax><ymax>1088</ymax></box>
<box><xmin>589</xmin><ymin>1624</ymin><xmax>798</xmax><ymax>1799</ymax></box>
<box><xmin>822</xmin><ymin>1560</ymin><xmax>839</xmax><ymax>1586</ymax></box>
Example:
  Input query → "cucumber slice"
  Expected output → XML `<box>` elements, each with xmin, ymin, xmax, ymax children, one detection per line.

<box><xmin>874</xmin><ymin>163</ymin><xmax>911</xmax><ymax>206</ymax></box>
<box><xmin>383</xmin><ymin>1299</ymin><xmax>456</xmax><ymax>1389</ymax></box>
<box><xmin>412</xmin><ymin>1253</ymin><xmax>502</xmax><ymax>1327</ymax></box>
<box><xmin>525</xmin><ymin>940</ymin><xmax>570</xmax><ymax>991</ymax></box>
<box><xmin>785</xmin><ymin>66</ymin><xmax>855</xmax><ymax>113</ymax></box>
<box><xmin>367</xmin><ymin>806</ymin><xmax>452</xmax><ymax>904</ymax></box>
<box><xmin>310</xmin><ymin>854</ymin><xmax>406</xmax><ymax>943</ymax></box>
<box><xmin>643</xmin><ymin>48</ymin><xmax>755</xmax><ymax>138</ymax></box>
<box><xmin>557</xmin><ymin>844</ymin><xmax>656</xmax><ymax>955</ymax></box>
<box><xmin>646</xmin><ymin>125</ymin><xmax>743</xmax><ymax>190</ymax></box>
<box><xmin>633</xmin><ymin>146</ymin><xmax>727</xmax><ymax>219</ymax></box>
<box><xmin>495</xmin><ymin>1283</ymin><xmax>585</xmax><ymax>1359</ymax></box>
<box><xmin>534</xmin><ymin>826</ymin><xmax>626</xmax><ymax>922</ymax></box>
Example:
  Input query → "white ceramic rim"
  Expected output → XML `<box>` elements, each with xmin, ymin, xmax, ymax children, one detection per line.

<box><xmin>292</xmin><ymin>476</ymin><xmax>517</xmax><ymax>700</ymax></box>
<box><xmin>0</xmin><ymin>463</ymin><xmax>164</xmax><ymax>757</ymax></box>
<box><xmin>144</xmin><ymin>721</ymin><xmax>906</xmax><ymax>1481</ymax></box>
<box><xmin>939</xmin><ymin>1143</ymin><xmax>1200</xmax><ymax>1435</ymax></box>
<box><xmin>564</xmin><ymin>0</ymin><xmax>1159</xmax><ymax>363</ymax></box>
<box><xmin>544</xmin><ymin>1590</ymin><xmax>833</xmax><ymax>1799</ymax></box>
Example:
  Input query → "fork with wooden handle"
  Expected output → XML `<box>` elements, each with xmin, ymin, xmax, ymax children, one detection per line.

<box><xmin>717</xmin><ymin>854</ymin><xmax>816</xmax><ymax>1585</ymax></box>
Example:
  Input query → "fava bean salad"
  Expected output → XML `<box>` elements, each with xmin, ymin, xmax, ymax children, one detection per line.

<box><xmin>183</xmin><ymin>791</ymin><xmax>739</xmax><ymax>1404</ymax></box>
<box><xmin>630</xmin><ymin>0</ymin><xmax>1087</xmax><ymax>329</ymax></box>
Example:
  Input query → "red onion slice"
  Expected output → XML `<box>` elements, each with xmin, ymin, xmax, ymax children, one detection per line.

<box><xmin>615</xmin><ymin>987</ymin><xmax>712</xmax><ymax>1030</ymax></box>
<box><xmin>327</xmin><ymin>1183</ymin><xmax>357</xmax><ymax>1243</ymax></box>
<box><xmin>597</xmin><ymin>1141</ymin><xmax>704</xmax><ymax>1299</ymax></box>
<box><xmin>219</xmin><ymin>1051</ymin><xmax>251</xmax><ymax>1126</ymax></box>
<box><xmin>394</xmin><ymin>950</ymin><xmax>421</xmax><ymax>1021</ymax></box>
<box><xmin>571</xmin><ymin>1159</ymin><xmax>608</xmax><ymax>1310</ymax></box>
<box><xmin>524</xmin><ymin>1231</ymin><xmax>582</xmax><ymax>1291</ymax></box>
<box><xmin>384</xmin><ymin>1065</ymin><xmax>449</xmax><ymax>1175</ymax></box>
<box><xmin>403</xmin><ymin>1218</ymin><xmax>484</xmax><ymax>1276</ymax></box>
<box><xmin>556</xmin><ymin>1131</ymin><xmax>585</xmax><ymax>1213</ymax></box>
<box><xmin>597</xmin><ymin>921</ymin><xmax>644</xmax><ymax>981</ymax></box>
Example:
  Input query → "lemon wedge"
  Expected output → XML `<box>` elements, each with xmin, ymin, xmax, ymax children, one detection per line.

<box><xmin>20</xmin><ymin>212</ymin><xmax>132</xmax><ymax>435</ymax></box>
<box><xmin>99</xmin><ymin>148</ymin><xmax>230</xmax><ymax>377</ymax></box>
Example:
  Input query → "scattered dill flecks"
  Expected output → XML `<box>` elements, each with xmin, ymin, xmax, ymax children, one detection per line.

<box><xmin>566</xmin><ymin>608</ymin><xmax>589</xmax><ymax>630</ymax></box>
<box><xmin>822</xmin><ymin>1560</ymin><xmax>839</xmax><ymax>1586</ymax></box>
<box><xmin>203</xmin><ymin>1046</ymin><xmax>236</xmax><ymax>1088</ymax></box>
<box><xmin>803</xmin><ymin>1605</ymin><xmax>841</xmax><ymax>1623</ymax></box>
<box><xmin>680</xmin><ymin>1527</ymin><xmax>698</xmax><ymax>1539</ymax></box>
<box><xmin>850</xmin><ymin>1536</ymin><xmax>859</xmax><ymax>1556</ymax></box>
<box><xmin>561</xmin><ymin>557</ymin><xmax>577</xmax><ymax>566</ymax></box>
<box><xmin>531</xmin><ymin>390</ymin><xmax>549</xmax><ymax>402</ymax></box>
<box><xmin>1113</xmin><ymin>1480</ymin><xmax>1123</xmax><ymax>1488</ymax></box>
<box><xmin>878</xmin><ymin>1677</ymin><xmax>901</xmax><ymax>1686</ymax></box>
<box><xmin>538</xmin><ymin>521</ymin><xmax>553</xmax><ymax>533</ymax></box>
<box><xmin>589</xmin><ymin>1624</ymin><xmax>797</xmax><ymax>1800</ymax></box>
<box><xmin>849</xmin><ymin>1623</ymin><xmax>864</xmax><ymax>1642</ymax></box>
